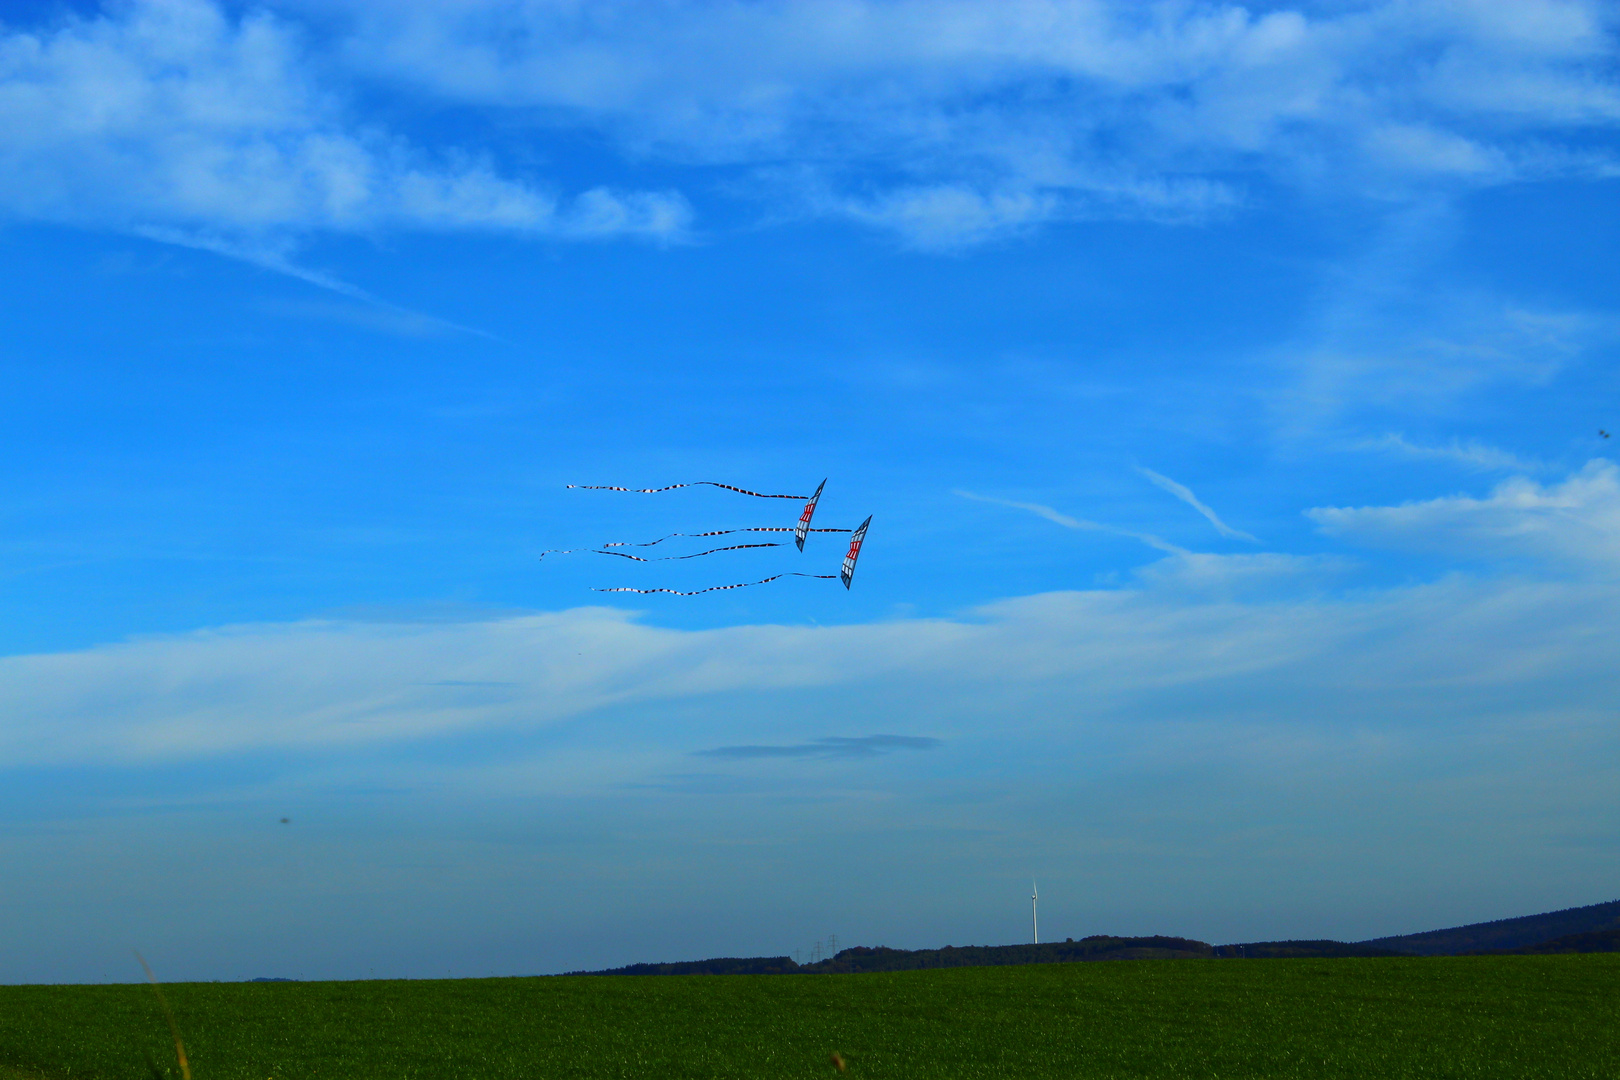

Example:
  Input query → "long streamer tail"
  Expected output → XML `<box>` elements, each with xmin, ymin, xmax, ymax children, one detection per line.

<box><xmin>593</xmin><ymin>573</ymin><xmax>838</xmax><ymax>596</ymax></box>
<box><xmin>596</xmin><ymin>542</ymin><xmax>784</xmax><ymax>562</ymax></box>
<box><xmin>541</xmin><ymin>527</ymin><xmax>850</xmax><ymax>560</ymax></box>
<box><xmin>568</xmin><ymin>482</ymin><xmax>808</xmax><ymax>499</ymax></box>
<box><xmin>603</xmin><ymin>527</ymin><xmax>850</xmax><ymax>548</ymax></box>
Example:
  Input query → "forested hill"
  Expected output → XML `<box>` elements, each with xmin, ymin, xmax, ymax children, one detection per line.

<box><xmin>1359</xmin><ymin>899</ymin><xmax>1620</xmax><ymax>956</ymax></box>
<box><xmin>566</xmin><ymin>935</ymin><xmax>1399</xmax><ymax>976</ymax></box>
<box><xmin>564</xmin><ymin>899</ymin><xmax>1620</xmax><ymax>976</ymax></box>
<box><xmin>1492</xmin><ymin>928</ymin><xmax>1620</xmax><ymax>955</ymax></box>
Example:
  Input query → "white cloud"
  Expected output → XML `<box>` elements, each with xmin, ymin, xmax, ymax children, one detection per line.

<box><xmin>5</xmin><ymin>0</ymin><xmax>1612</xmax><ymax>254</ymax></box>
<box><xmin>1138</xmin><ymin>468</ymin><xmax>1260</xmax><ymax>542</ymax></box>
<box><xmin>821</xmin><ymin>174</ymin><xmax>1241</xmax><ymax>248</ymax></box>
<box><xmin>1361</xmin><ymin>123</ymin><xmax>1506</xmax><ymax>177</ymax></box>
<box><xmin>1309</xmin><ymin>459</ymin><xmax>1620</xmax><ymax>568</ymax></box>
<box><xmin>834</xmin><ymin>185</ymin><xmax>1064</xmax><ymax>251</ymax></box>
<box><xmin>317</xmin><ymin>0</ymin><xmax>1620</xmax><ymax>243</ymax></box>
<box><xmin>3</xmin><ymin>555</ymin><xmax>1618</xmax><ymax>775</ymax></box>
<box><xmin>0</xmin><ymin>0</ymin><xmax>690</xmax><ymax>267</ymax></box>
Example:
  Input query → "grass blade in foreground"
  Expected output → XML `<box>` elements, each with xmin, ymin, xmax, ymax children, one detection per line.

<box><xmin>132</xmin><ymin>954</ymin><xmax>190</xmax><ymax>1080</ymax></box>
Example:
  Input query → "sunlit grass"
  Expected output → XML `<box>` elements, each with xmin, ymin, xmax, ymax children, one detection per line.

<box><xmin>0</xmin><ymin>955</ymin><xmax>1615</xmax><ymax>1079</ymax></box>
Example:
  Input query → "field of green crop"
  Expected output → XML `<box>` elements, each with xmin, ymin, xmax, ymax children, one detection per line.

<box><xmin>0</xmin><ymin>955</ymin><xmax>1615</xmax><ymax>1079</ymax></box>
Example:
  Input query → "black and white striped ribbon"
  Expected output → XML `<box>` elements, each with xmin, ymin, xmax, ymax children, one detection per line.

<box><xmin>593</xmin><ymin>573</ymin><xmax>839</xmax><ymax>596</ymax></box>
<box><xmin>541</xmin><ymin>526</ymin><xmax>850</xmax><ymax>560</ymax></box>
<box><xmin>567</xmin><ymin>482</ymin><xmax>808</xmax><ymax>499</ymax></box>
<box><xmin>603</xmin><ymin>526</ymin><xmax>850</xmax><ymax>548</ymax></box>
<box><xmin>596</xmin><ymin>542</ymin><xmax>784</xmax><ymax>562</ymax></box>
<box><xmin>536</xmin><ymin>547</ymin><xmax>592</xmax><ymax>560</ymax></box>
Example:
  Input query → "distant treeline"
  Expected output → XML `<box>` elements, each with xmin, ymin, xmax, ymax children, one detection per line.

<box><xmin>571</xmin><ymin>956</ymin><xmax>801</xmax><ymax>976</ymax></box>
<box><xmin>566</xmin><ymin>935</ymin><xmax>1400</xmax><ymax>976</ymax></box>
<box><xmin>565</xmin><ymin>898</ymin><xmax>1620</xmax><ymax>976</ymax></box>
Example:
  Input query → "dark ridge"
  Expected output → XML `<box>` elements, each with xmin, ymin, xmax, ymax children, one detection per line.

<box><xmin>799</xmin><ymin>937</ymin><xmax>1213</xmax><ymax>973</ymax></box>
<box><xmin>1359</xmin><ymin>899</ymin><xmax>1620</xmax><ymax>956</ymax></box>
<box><xmin>566</xmin><ymin>936</ymin><xmax>1407</xmax><ymax>976</ymax></box>
<box><xmin>248</xmin><ymin>977</ymin><xmax>296</xmax><ymax>982</ymax></box>
<box><xmin>1213</xmin><ymin>940</ymin><xmax>1410</xmax><ymax>959</ymax></box>
<box><xmin>566</xmin><ymin>938</ymin><xmax>1218</xmax><ymax>976</ymax></box>
<box><xmin>1471</xmin><ymin>928</ymin><xmax>1620</xmax><ymax>956</ymax></box>
<box><xmin>567</xmin><ymin>956</ymin><xmax>798</xmax><ymax>976</ymax></box>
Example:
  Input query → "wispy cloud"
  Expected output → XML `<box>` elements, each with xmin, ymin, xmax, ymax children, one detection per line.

<box><xmin>423</xmin><ymin>680</ymin><xmax>521</xmax><ymax>688</ymax></box>
<box><xmin>1358</xmin><ymin>434</ymin><xmax>1545</xmax><ymax>473</ymax></box>
<box><xmin>1138</xmin><ymin>468</ymin><xmax>1260</xmax><ymax>543</ymax></box>
<box><xmin>696</xmin><ymin>735</ymin><xmax>942</xmax><ymax>760</ymax></box>
<box><xmin>140</xmin><ymin>227</ymin><xmax>502</xmax><ymax>334</ymax></box>
<box><xmin>1273</xmin><ymin>269</ymin><xmax>1604</xmax><ymax>432</ymax></box>
<box><xmin>1309</xmin><ymin>459</ymin><xmax>1620</xmax><ymax>568</ymax></box>
<box><xmin>954</xmin><ymin>490</ymin><xmax>1188</xmax><ymax>556</ymax></box>
<box><xmin>253</xmin><ymin>296</ymin><xmax>497</xmax><ymax>340</ymax></box>
<box><xmin>4</xmin><ymin>547</ymin><xmax>1620</xmax><ymax>773</ymax></box>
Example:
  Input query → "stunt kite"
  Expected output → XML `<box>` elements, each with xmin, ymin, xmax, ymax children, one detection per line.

<box><xmin>552</xmin><ymin>479</ymin><xmax>873</xmax><ymax>593</ymax></box>
<box><xmin>795</xmin><ymin>479</ymin><xmax>826</xmax><ymax>551</ymax></box>
<box><xmin>841</xmin><ymin>516</ymin><xmax>871</xmax><ymax>589</ymax></box>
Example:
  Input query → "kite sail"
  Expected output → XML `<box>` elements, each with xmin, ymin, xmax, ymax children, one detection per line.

<box><xmin>567</xmin><ymin>482</ymin><xmax>808</xmax><ymax>500</ymax></box>
<box><xmin>795</xmin><ymin>479</ymin><xmax>826</xmax><ymax>551</ymax></box>
<box><xmin>594</xmin><ymin>573</ymin><xmax>838</xmax><ymax>596</ymax></box>
<box><xmin>840</xmin><ymin>516</ymin><xmax>871</xmax><ymax>589</ymax></box>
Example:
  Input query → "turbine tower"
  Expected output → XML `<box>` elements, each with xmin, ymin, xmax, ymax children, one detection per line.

<box><xmin>1031</xmin><ymin>880</ymin><xmax>1039</xmax><ymax>945</ymax></box>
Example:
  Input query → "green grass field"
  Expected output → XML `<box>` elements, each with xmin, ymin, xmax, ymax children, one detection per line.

<box><xmin>1</xmin><ymin>956</ymin><xmax>1615</xmax><ymax>1079</ymax></box>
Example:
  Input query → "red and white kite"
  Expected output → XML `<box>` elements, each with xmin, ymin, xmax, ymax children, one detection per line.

<box><xmin>841</xmin><ymin>516</ymin><xmax>871</xmax><ymax>589</ymax></box>
<box><xmin>795</xmin><ymin>479</ymin><xmax>827</xmax><ymax>551</ymax></box>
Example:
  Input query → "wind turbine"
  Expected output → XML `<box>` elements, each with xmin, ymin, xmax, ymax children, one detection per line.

<box><xmin>1031</xmin><ymin>880</ymin><xmax>1039</xmax><ymax>945</ymax></box>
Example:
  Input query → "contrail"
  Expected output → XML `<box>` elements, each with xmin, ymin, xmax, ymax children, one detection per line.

<box><xmin>954</xmin><ymin>490</ymin><xmax>1188</xmax><ymax>556</ymax></box>
<box><xmin>1137</xmin><ymin>468</ymin><xmax>1259</xmax><ymax>543</ymax></box>
<box><xmin>133</xmin><ymin>226</ymin><xmax>501</xmax><ymax>341</ymax></box>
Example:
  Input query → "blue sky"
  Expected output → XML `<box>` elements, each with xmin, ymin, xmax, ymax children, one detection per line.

<box><xmin>2</xmin><ymin>0</ymin><xmax>1619</xmax><ymax>983</ymax></box>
